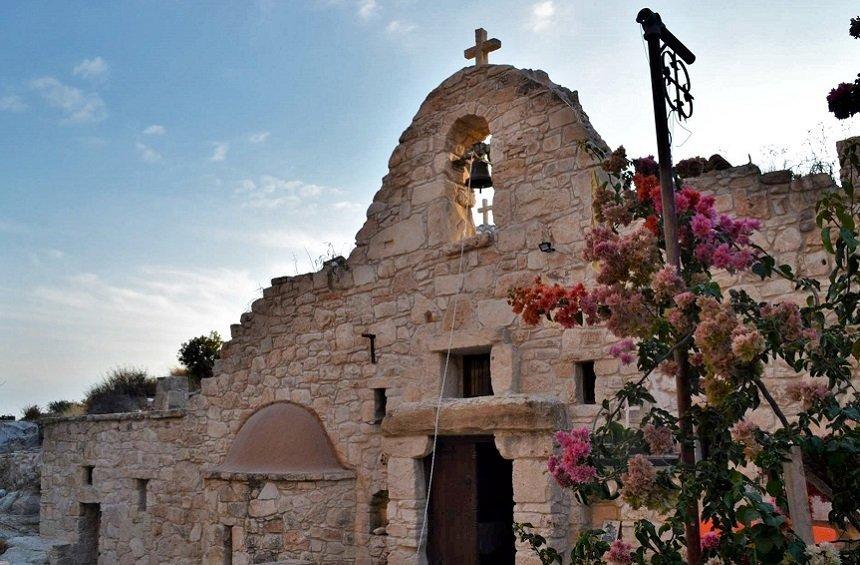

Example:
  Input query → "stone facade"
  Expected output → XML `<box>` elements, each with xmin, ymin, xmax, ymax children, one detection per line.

<box><xmin>35</xmin><ymin>62</ymin><xmax>856</xmax><ymax>565</ymax></box>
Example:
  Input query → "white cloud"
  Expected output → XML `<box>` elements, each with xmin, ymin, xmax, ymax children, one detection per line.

<box><xmin>386</xmin><ymin>20</ymin><xmax>415</xmax><ymax>34</ymax></box>
<box><xmin>136</xmin><ymin>142</ymin><xmax>162</xmax><ymax>163</ymax></box>
<box><xmin>30</xmin><ymin>76</ymin><xmax>106</xmax><ymax>124</ymax></box>
<box><xmin>0</xmin><ymin>95</ymin><xmax>27</xmax><ymax>112</ymax></box>
<box><xmin>236</xmin><ymin>175</ymin><xmax>328</xmax><ymax>209</ymax></box>
<box><xmin>20</xmin><ymin>267</ymin><xmax>259</xmax><ymax>339</ymax></box>
<box><xmin>72</xmin><ymin>57</ymin><xmax>108</xmax><ymax>79</ymax></box>
<box><xmin>528</xmin><ymin>1</ymin><xmax>556</xmax><ymax>32</ymax></box>
<box><xmin>143</xmin><ymin>124</ymin><xmax>166</xmax><ymax>136</ymax></box>
<box><xmin>210</xmin><ymin>142</ymin><xmax>229</xmax><ymax>162</ymax></box>
<box><xmin>248</xmin><ymin>131</ymin><xmax>270</xmax><ymax>143</ymax></box>
<box><xmin>248</xmin><ymin>228</ymin><xmax>347</xmax><ymax>251</ymax></box>
<box><xmin>0</xmin><ymin>264</ymin><xmax>262</xmax><ymax>409</ymax></box>
<box><xmin>357</xmin><ymin>0</ymin><xmax>378</xmax><ymax>20</ymax></box>
<box><xmin>332</xmin><ymin>200</ymin><xmax>364</xmax><ymax>212</ymax></box>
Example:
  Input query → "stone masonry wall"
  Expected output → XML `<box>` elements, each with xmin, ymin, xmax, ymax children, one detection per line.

<box><xmin>40</xmin><ymin>409</ymin><xmax>206</xmax><ymax>564</ymax></box>
<box><xmin>204</xmin><ymin>473</ymin><xmax>361</xmax><ymax>564</ymax></box>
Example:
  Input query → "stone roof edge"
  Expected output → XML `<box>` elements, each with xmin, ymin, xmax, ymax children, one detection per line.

<box><xmin>202</xmin><ymin>468</ymin><xmax>356</xmax><ymax>483</ymax></box>
<box><xmin>417</xmin><ymin>64</ymin><xmax>608</xmax><ymax>151</ymax></box>
<box><xmin>40</xmin><ymin>408</ymin><xmax>186</xmax><ymax>426</ymax></box>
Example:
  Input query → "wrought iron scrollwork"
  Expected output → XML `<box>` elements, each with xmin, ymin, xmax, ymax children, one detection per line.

<box><xmin>661</xmin><ymin>46</ymin><xmax>693</xmax><ymax>120</ymax></box>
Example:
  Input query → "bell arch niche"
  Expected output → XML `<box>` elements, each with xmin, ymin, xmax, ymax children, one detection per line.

<box><xmin>217</xmin><ymin>402</ymin><xmax>347</xmax><ymax>474</ymax></box>
<box><xmin>437</xmin><ymin>114</ymin><xmax>495</xmax><ymax>243</ymax></box>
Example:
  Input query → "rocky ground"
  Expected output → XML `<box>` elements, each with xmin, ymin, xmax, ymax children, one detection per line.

<box><xmin>0</xmin><ymin>421</ymin><xmax>65</xmax><ymax>564</ymax></box>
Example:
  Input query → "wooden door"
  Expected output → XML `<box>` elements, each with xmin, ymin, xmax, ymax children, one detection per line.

<box><xmin>426</xmin><ymin>438</ymin><xmax>478</xmax><ymax>565</ymax></box>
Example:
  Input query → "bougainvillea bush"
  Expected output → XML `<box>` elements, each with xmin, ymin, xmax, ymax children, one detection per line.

<box><xmin>508</xmin><ymin>141</ymin><xmax>859</xmax><ymax>564</ymax></box>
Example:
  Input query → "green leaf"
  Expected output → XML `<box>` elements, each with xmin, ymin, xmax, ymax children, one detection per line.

<box><xmin>737</xmin><ymin>506</ymin><xmax>758</xmax><ymax>526</ymax></box>
<box><xmin>821</xmin><ymin>227</ymin><xmax>834</xmax><ymax>253</ymax></box>
<box><xmin>840</xmin><ymin>227</ymin><xmax>858</xmax><ymax>251</ymax></box>
<box><xmin>852</xmin><ymin>339</ymin><xmax>860</xmax><ymax>361</ymax></box>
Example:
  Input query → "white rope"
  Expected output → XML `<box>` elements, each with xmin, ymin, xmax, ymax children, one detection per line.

<box><xmin>415</xmin><ymin>172</ymin><xmax>472</xmax><ymax>557</ymax></box>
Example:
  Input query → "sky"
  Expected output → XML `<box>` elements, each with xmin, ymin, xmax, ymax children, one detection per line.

<box><xmin>0</xmin><ymin>0</ymin><xmax>857</xmax><ymax>415</ymax></box>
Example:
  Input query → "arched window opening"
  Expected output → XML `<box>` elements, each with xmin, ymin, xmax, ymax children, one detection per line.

<box><xmin>464</xmin><ymin>136</ymin><xmax>495</xmax><ymax>233</ymax></box>
<box><xmin>445</xmin><ymin>115</ymin><xmax>495</xmax><ymax>241</ymax></box>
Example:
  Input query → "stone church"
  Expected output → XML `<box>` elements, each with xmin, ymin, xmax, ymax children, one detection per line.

<box><xmin>37</xmin><ymin>30</ymin><xmax>844</xmax><ymax>565</ymax></box>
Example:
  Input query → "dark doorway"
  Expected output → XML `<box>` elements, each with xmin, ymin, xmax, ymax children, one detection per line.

<box><xmin>77</xmin><ymin>503</ymin><xmax>101</xmax><ymax>564</ymax></box>
<box><xmin>425</xmin><ymin>436</ymin><xmax>515</xmax><ymax>565</ymax></box>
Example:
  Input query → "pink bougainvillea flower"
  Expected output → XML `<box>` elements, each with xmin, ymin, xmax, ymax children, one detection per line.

<box><xmin>547</xmin><ymin>427</ymin><xmax>597</xmax><ymax>487</ymax></box>
<box><xmin>606</xmin><ymin>539</ymin><xmax>634</xmax><ymax>565</ymax></box>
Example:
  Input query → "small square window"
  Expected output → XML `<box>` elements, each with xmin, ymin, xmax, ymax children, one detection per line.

<box><xmin>576</xmin><ymin>361</ymin><xmax>596</xmax><ymax>405</ymax></box>
<box><xmin>83</xmin><ymin>465</ymin><xmax>94</xmax><ymax>485</ymax></box>
<box><xmin>440</xmin><ymin>348</ymin><xmax>494</xmax><ymax>398</ymax></box>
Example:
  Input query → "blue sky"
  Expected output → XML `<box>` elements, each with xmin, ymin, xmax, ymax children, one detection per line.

<box><xmin>0</xmin><ymin>0</ymin><xmax>857</xmax><ymax>415</ymax></box>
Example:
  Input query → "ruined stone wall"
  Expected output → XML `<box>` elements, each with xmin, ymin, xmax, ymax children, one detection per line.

<box><xmin>39</xmin><ymin>409</ymin><xmax>206</xmax><ymax>564</ymax></box>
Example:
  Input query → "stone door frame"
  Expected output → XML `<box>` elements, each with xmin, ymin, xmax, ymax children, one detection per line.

<box><xmin>383</xmin><ymin>431</ymin><xmax>578</xmax><ymax>565</ymax></box>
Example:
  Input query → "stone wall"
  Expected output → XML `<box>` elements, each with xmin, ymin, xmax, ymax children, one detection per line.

<box><xmin>198</xmin><ymin>63</ymin><xmax>610</xmax><ymax>564</ymax></box>
<box><xmin>39</xmin><ymin>409</ymin><xmax>205</xmax><ymax>564</ymax></box>
<box><xmin>203</xmin><ymin>472</ymin><xmax>362</xmax><ymax>564</ymax></box>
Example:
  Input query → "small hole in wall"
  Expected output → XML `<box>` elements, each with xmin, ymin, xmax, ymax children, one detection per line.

<box><xmin>135</xmin><ymin>478</ymin><xmax>149</xmax><ymax>511</ymax></box>
<box><xmin>575</xmin><ymin>361</ymin><xmax>597</xmax><ymax>405</ymax></box>
<box><xmin>373</xmin><ymin>389</ymin><xmax>387</xmax><ymax>424</ymax></box>
<box><xmin>83</xmin><ymin>465</ymin><xmax>94</xmax><ymax>485</ymax></box>
<box><xmin>222</xmin><ymin>524</ymin><xmax>233</xmax><ymax>565</ymax></box>
<box><xmin>369</xmin><ymin>490</ymin><xmax>389</xmax><ymax>534</ymax></box>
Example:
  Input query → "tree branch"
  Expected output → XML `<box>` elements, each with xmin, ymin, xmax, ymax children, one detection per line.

<box><xmin>753</xmin><ymin>377</ymin><xmax>791</xmax><ymax>429</ymax></box>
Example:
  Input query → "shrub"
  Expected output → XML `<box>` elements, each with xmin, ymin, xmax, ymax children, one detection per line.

<box><xmin>84</xmin><ymin>368</ymin><xmax>157</xmax><ymax>415</ymax></box>
<box><xmin>0</xmin><ymin>414</ymin><xmax>15</xmax><ymax>421</ymax></box>
<box><xmin>0</xmin><ymin>538</ymin><xmax>7</xmax><ymax>555</ymax></box>
<box><xmin>47</xmin><ymin>400</ymin><xmax>73</xmax><ymax>414</ymax></box>
<box><xmin>46</xmin><ymin>400</ymin><xmax>84</xmax><ymax>417</ymax></box>
<box><xmin>21</xmin><ymin>404</ymin><xmax>42</xmax><ymax>421</ymax></box>
<box><xmin>178</xmin><ymin>331</ymin><xmax>222</xmax><ymax>385</ymax></box>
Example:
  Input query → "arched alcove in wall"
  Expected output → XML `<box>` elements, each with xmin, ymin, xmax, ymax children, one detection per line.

<box><xmin>217</xmin><ymin>402</ymin><xmax>346</xmax><ymax>474</ymax></box>
<box><xmin>436</xmin><ymin>114</ymin><xmax>494</xmax><ymax>242</ymax></box>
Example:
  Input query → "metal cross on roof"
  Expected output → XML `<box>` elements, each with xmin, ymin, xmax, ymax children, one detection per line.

<box><xmin>464</xmin><ymin>28</ymin><xmax>501</xmax><ymax>66</ymax></box>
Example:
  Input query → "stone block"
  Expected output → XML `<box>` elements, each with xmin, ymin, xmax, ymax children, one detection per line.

<box><xmin>387</xmin><ymin>457</ymin><xmax>424</xmax><ymax>500</ymax></box>
<box><xmin>367</xmin><ymin>214</ymin><xmax>426</xmax><ymax>260</ymax></box>
<box><xmin>513</xmin><ymin>459</ymin><xmax>550</xmax><ymax>503</ymax></box>
<box><xmin>478</xmin><ymin>298</ymin><xmax>516</xmax><ymax>328</ymax></box>
<box><xmin>490</xmin><ymin>343</ymin><xmax>519</xmax><ymax>394</ymax></box>
<box><xmin>381</xmin><ymin>436</ymin><xmax>432</xmax><ymax>458</ymax></box>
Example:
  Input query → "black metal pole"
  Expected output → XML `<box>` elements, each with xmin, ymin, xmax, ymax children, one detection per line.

<box><xmin>637</xmin><ymin>8</ymin><xmax>702</xmax><ymax>564</ymax></box>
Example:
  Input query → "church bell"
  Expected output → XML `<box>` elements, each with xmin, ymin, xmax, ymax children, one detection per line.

<box><xmin>468</xmin><ymin>158</ymin><xmax>493</xmax><ymax>189</ymax></box>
